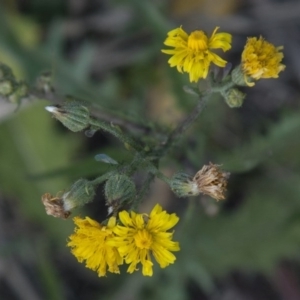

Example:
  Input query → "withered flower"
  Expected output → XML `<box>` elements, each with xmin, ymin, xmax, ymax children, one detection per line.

<box><xmin>41</xmin><ymin>179</ymin><xmax>96</xmax><ymax>219</ymax></box>
<box><xmin>193</xmin><ymin>163</ymin><xmax>230</xmax><ymax>201</ymax></box>
<box><xmin>41</xmin><ymin>193</ymin><xmax>71</xmax><ymax>219</ymax></box>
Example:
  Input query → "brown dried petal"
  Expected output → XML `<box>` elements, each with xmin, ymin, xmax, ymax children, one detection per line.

<box><xmin>41</xmin><ymin>193</ymin><xmax>71</xmax><ymax>219</ymax></box>
<box><xmin>193</xmin><ymin>163</ymin><xmax>230</xmax><ymax>201</ymax></box>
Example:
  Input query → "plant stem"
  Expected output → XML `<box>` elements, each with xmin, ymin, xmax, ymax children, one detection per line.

<box><xmin>91</xmin><ymin>171</ymin><xmax>114</xmax><ymax>186</ymax></box>
<box><xmin>88</xmin><ymin>118</ymin><xmax>144</xmax><ymax>152</ymax></box>
<box><xmin>133</xmin><ymin>173</ymin><xmax>155</xmax><ymax>210</ymax></box>
<box><xmin>161</xmin><ymin>93</ymin><xmax>210</xmax><ymax>155</ymax></box>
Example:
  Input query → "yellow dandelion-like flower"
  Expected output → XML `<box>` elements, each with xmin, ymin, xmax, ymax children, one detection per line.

<box><xmin>67</xmin><ymin>216</ymin><xmax>122</xmax><ymax>277</ymax></box>
<box><xmin>241</xmin><ymin>36</ymin><xmax>285</xmax><ymax>86</ymax></box>
<box><xmin>110</xmin><ymin>204</ymin><xmax>180</xmax><ymax>276</ymax></box>
<box><xmin>162</xmin><ymin>26</ymin><xmax>232</xmax><ymax>82</ymax></box>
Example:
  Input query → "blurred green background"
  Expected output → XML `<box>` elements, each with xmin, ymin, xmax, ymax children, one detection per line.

<box><xmin>1</xmin><ymin>0</ymin><xmax>300</xmax><ymax>299</ymax></box>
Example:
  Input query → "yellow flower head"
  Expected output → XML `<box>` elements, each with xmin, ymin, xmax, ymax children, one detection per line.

<box><xmin>67</xmin><ymin>216</ymin><xmax>123</xmax><ymax>277</ymax></box>
<box><xmin>241</xmin><ymin>36</ymin><xmax>285</xmax><ymax>86</ymax></box>
<box><xmin>162</xmin><ymin>26</ymin><xmax>232</xmax><ymax>82</ymax></box>
<box><xmin>111</xmin><ymin>204</ymin><xmax>180</xmax><ymax>276</ymax></box>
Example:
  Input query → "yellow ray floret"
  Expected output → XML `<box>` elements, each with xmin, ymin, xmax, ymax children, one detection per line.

<box><xmin>162</xmin><ymin>26</ymin><xmax>232</xmax><ymax>82</ymax></box>
<box><xmin>110</xmin><ymin>204</ymin><xmax>180</xmax><ymax>276</ymax></box>
<box><xmin>242</xmin><ymin>36</ymin><xmax>285</xmax><ymax>86</ymax></box>
<box><xmin>67</xmin><ymin>216</ymin><xmax>123</xmax><ymax>277</ymax></box>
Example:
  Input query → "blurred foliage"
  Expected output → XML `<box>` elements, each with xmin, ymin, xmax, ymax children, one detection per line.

<box><xmin>0</xmin><ymin>0</ymin><xmax>300</xmax><ymax>300</ymax></box>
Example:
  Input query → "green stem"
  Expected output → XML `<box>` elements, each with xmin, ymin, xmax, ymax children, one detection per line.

<box><xmin>211</xmin><ymin>80</ymin><xmax>235</xmax><ymax>93</ymax></box>
<box><xmin>91</xmin><ymin>171</ymin><xmax>114</xmax><ymax>186</ymax></box>
<box><xmin>161</xmin><ymin>93</ymin><xmax>210</xmax><ymax>155</ymax></box>
<box><xmin>89</xmin><ymin>117</ymin><xmax>144</xmax><ymax>152</ymax></box>
<box><xmin>133</xmin><ymin>173</ymin><xmax>155</xmax><ymax>210</ymax></box>
<box><xmin>154</xmin><ymin>171</ymin><xmax>171</xmax><ymax>185</ymax></box>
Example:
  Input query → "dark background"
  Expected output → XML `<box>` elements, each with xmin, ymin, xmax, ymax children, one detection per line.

<box><xmin>0</xmin><ymin>0</ymin><xmax>300</xmax><ymax>299</ymax></box>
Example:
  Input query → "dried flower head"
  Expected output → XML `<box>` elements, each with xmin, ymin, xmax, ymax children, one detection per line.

<box><xmin>193</xmin><ymin>163</ymin><xmax>230</xmax><ymax>201</ymax></box>
<box><xmin>41</xmin><ymin>179</ymin><xmax>96</xmax><ymax>219</ymax></box>
<box><xmin>241</xmin><ymin>36</ymin><xmax>285</xmax><ymax>86</ymax></box>
<box><xmin>162</xmin><ymin>26</ymin><xmax>232</xmax><ymax>82</ymax></box>
<box><xmin>41</xmin><ymin>193</ymin><xmax>71</xmax><ymax>219</ymax></box>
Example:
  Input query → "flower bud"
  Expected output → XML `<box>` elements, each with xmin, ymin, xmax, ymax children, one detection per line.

<box><xmin>8</xmin><ymin>82</ymin><xmax>28</xmax><ymax>104</ymax></box>
<box><xmin>0</xmin><ymin>80</ymin><xmax>14</xmax><ymax>96</ymax></box>
<box><xmin>170</xmin><ymin>172</ymin><xmax>198</xmax><ymax>197</ymax></box>
<box><xmin>45</xmin><ymin>100</ymin><xmax>90</xmax><ymax>132</ymax></box>
<box><xmin>222</xmin><ymin>88</ymin><xmax>245</xmax><ymax>108</ymax></box>
<box><xmin>105</xmin><ymin>174</ymin><xmax>136</xmax><ymax>214</ymax></box>
<box><xmin>41</xmin><ymin>179</ymin><xmax>96</xmax><ymax>219</ymax></box>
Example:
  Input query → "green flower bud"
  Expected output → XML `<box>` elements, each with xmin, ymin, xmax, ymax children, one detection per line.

<box><xmin>41</xmin><ymin>178</ymin><xmax>96</xmax><ymax>219</ymax></box>
<box><xmin>221</xmin><ymin>88</ymin><xmax>245</xmax><ymax>108</ymax></box>
<box><xmin>231</xmin><ymin>65</ymin><xmax>254</xmax><ymax>87</ymax></box>
<box><xmin>45</xmin><ymin>100</ymin><xmax>90</xmax><ymax>132</ymax></box>
<box><xmin>170</xmin><ymin>172</ymin><xmax>198</xmax><ymax>197</ymax></box>
<box><xmin>0</xmin><ymin>80</ymin><xmax>14</xmax><ymax>96</ymax></box>
<box><xmin>64</xmin><ymin>178</ymin><xmax>96</xmax><ymax>210</ymax></box>
<box><xmin>105</xmin><ymin>174</ymin><xmax>136</xmax><ymax>214</ymax></box>
<box><xmin>8</xmin><ymin>82</ymin><xmax>28</xmax><ymax>104</ymax></box>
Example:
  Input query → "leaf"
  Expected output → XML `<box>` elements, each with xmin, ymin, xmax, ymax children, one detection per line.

<box><xmin>95</xmin><ymin>153</ymin><xmax>118</xmax><ymax>165</ymax></box>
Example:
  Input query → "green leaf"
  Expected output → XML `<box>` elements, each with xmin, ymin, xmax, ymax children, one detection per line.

<box><xmin>95</xmin><ymin>153</ymin><xmax>118</xmax><ymax>165</ymax></box>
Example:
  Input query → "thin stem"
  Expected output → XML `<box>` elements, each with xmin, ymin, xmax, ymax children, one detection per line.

<box><xmin>29</xmin><ymin>88</ymin><xmax>164</xmax><ymax>138</ymax></box>
<box><xmin>91</xmin><ymin>171</ymin><xmax>115</xmax><ymax>186</ymax></box>
<box><xmin>133</xmin><ymin>173</ymin><xmax>155</xmax><ymax>210</ymax></box>
<box><xmin>154</xmin><ymin>171</ymin><xmax>171</xmax><ymax>185</ymax></box>
<box><xmin>89</xmin><ymin>117</ymin><xmax>144</xmax><ymax>152</ymax></box>
<box><xmin>147</xmin><ymin>163</ymin><xmax>172</xmax><ymax>185</ymax></box>
<box><xmin>161</xmin><ymin>93</ymin><xmax>210</xmax><ymax>155</ymax></box>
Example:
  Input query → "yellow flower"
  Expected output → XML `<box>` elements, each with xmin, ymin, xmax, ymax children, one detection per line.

<box><xmin>162</xmin><ymin>26</ymin><xmax>232</xmax><ymax>82</ymax></box>
<box><xmin>241</xmin><ymin>36</ymin><xmax>285</xmax><ymax>86</ymax></box>
<box><xmin>67</xmin><ymin>216</ymin><xmax>122</xmax><ymax>277</ymax></box>
<box><xmin>110</xmin><ymin>204</ymin><xmax>180</xmax><ymax>276</ymax></box>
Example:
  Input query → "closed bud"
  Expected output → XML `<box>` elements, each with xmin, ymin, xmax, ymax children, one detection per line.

<box><xmin>8</xmin><ymin>82</ymin><xmax>28</xmax><ymax>104</ymax></box>
<box><xmin>0</xmin><ymin>80</ymin><xmax>14</xmax><ymax>96</ymax></box>
<box><xmin>222</xmin><ymin>88</ymin><xmax>245</xmax><ymax>108</ymax></box>
<box><xmin>170</xmin><ymin>172</ymin><xmax>198</xmax><ymax>197</ymax></box>
<box><xmin>105</xmin><ymin>174</ymin><xmax>136</xmax><ymax>214</ymax></box>
<box><xmin>64</xmin><ymin>178</ymin><xmax>96</xmax><ymax>209</ymax></box>
<box><xmin>45</xmin><ymin>100</ymin><xmax>90</xmax><ymax>132</ymax></box>
<box><xmin>41</xmin><ymin>178</ymin><xmax>96</xmax><ymax>219</ymax></box>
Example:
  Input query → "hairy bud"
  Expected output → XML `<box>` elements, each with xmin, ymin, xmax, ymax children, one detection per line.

<box><xmin>105</xmin><ymin>174</ymin><xmax>136</xmax><ymax>215</ymax></box>
<box><xmin>41</xmin><ymin>178</ymin><xmax>96</xmax><ymax>219</ymax></box>
<box><xmin>45</xmin><ymin>100</ymin><xmax>90</xmax><ymax>132</ymax></box>
<box><xmin>222</xmin><ymin>88</ymin><xmax>245</xmax><ymax>108</ymax></box>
